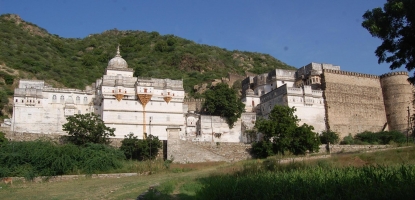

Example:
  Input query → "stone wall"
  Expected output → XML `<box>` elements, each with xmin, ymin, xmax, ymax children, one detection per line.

<box><xmin>184</xmin><ymin>98</ymin><xmax>205</xmax><ymax>113</ymax></box>
<box><xmin>322</xmin><ymin>70</ymin><xmax>388</xmax><ymax>138</ymax></box>
<box><xmin>167</xmin><ymin>139</ymin><xmax>252</xmax><ymax>163</ymax></box>
<box><xmin>320</xmin><ymin>144</ymin><xmax>390</xmax><ymax>154</ymax></box>
<box><xmin>380</xmin><ymin>72</ymin><xmax>413</xmax><ymax>133</ymax></box>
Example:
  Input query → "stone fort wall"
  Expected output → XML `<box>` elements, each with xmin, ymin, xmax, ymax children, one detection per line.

<box><xmin>184</xmin><ymin>98</ymin><xmax>205</xmax><ymax>112</ymax></box>
<box><xmin>380</xmin><ymin>72</ymin><xmax>414</xmax><ymax>133</ymax></box>
<box><xmin>322</xmin><ymin>70</ymin><xmax>388</xmax><ymax>138</ymax></box>
<box><xmin>322</xmin><ymin>70</ymin><xmax>413</xmax><ymax>139</ymax></box>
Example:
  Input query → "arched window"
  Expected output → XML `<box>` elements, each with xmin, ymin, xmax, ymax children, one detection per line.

<box><xmin>83</xmin><ymin>97</ymin><xmax>88</xmax><ymax>104</ymax></box>
<box><xmin>60</xmin><ymin>95</ymin><xmax>64</xmax><ymax>103</ymax></box>
<box><xmin>76</xmin><ymin>96</ymin><xmax>80</xmax><ymax>104</ymax></box>
<box><xmin>15</xmin><ymin>99</ymin><xmax>18</xmax><ymax>102</ymax></box>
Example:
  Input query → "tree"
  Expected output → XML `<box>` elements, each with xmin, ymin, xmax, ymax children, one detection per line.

<box><xmin>252</xmin><ymin>105</ymin><xmax>320</xmax><ymax>157</ymax></box>
<box><xmin>0</xmin><ymin>131</ymin><xmax>8</xmax><ymax>146</ymax></box>
<box><xmin>120</xmin><ymin>133</ymin><xmax>162</xmax><ymax>160</ymax></box>
<box><xmin>319</xmin><ymin>130</ymin><xmax>340</xmax><ymax>144</ymax></box>
<box><xmin>0</xmin><ymin>90</ymin><xmax>8</xmax><ymax>116</ymax></box>
<box><xmin>62</xmin><ymin>113</ymin><xmax>115</xmax><ymax>146</ymax></box>
<box><xmin>362</xmin><ymin>0</ymin><xmax>415</xmax><ymax>82</ymax></box>
<box><xmin>203</xmin><ymin>83</ymin><xmax>245</xmax><ymax>128</ymax></box>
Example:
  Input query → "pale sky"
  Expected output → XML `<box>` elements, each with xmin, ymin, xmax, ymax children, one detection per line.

<box><xmin>0</xmin><ymin>0</ymin><xmax>400</xmax><ymax>75</ymax></box>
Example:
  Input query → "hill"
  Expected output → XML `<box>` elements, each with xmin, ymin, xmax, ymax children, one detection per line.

<box><xmin>0</xmin><ymin>13</ymin><xmax>295</xmax><ymax>118</ymax></box>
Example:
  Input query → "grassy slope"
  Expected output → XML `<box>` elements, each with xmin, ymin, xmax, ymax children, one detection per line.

<box><xmin>0</xmin><ymin>14</ymin><xmax>295</xmax><ymax>93</ymax></box>
<box><xmin>1</xmin><ymin>146</ymin><xmax>415</xmax><ymax>199</ymax></box>
<box><xmin>0</xmin><ymin>13</ymin><xmax>296</xmax><ymax>118</ymax></box>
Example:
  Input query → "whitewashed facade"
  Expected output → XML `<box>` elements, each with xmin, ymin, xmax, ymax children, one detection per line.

<box><xmin>11</xmin><ymin>47</ymin><xmax>186</xmax><ymax>140</ymax></box>
<box><xmin>241</xmin><ymin>63</ymin><xmax>341</xmax><ymax>133</ymax></box>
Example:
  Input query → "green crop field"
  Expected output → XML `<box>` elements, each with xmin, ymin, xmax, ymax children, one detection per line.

<box><xmin>1</xmin><ymin>146</ymin><xmax>415</xmax><ymax>200</ymax></box>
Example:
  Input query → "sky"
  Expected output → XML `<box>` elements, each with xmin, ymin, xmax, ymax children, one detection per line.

<box><xmin>0</xmin><ymin>0</ymin><xmax>401</xmax><ymax>75</ymax></box>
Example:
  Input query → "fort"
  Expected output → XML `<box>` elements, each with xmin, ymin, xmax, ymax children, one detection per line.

<box><xmin>242</xmin><ymin>62</ymin><xmax>414</xmax><ymax>139</ymax></box>
<box><xmin>2</xmin><ymin>47</ymin><xmax>414</xmax><ymax>162</ymax></box>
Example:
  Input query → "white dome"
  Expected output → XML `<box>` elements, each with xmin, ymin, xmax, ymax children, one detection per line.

<box><xmin>247</xmin><ymin>89</ymin><xmax>254</xmax><ymax>95</ymax></box>
<box><xmin>107</xmin><ymin>46</ymin><xmax>128</xmax><ymax>69</ymax></box>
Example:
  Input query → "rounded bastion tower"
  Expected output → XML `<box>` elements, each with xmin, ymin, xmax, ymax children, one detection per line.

<box><xmin>380</xmin><ymin>71</ymin><xmax>414</xmax><ymax>133</ymax></box>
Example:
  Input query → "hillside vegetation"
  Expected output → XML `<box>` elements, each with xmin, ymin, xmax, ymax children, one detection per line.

<box><xmin>0</xmin><ymin>13</ymin><xmax>295</xmax><ymax>118</ymax></box>
<box><xmin>0</xmin><ymin>14</ymin><xmax>294</xmax><ymax>91</ymax></box>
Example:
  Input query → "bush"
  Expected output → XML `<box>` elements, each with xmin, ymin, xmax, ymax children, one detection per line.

<box><xmin>0</xmin><ymin>131</ymin><xmax>7</xmax><ymax>146</ymax></box>
<box><xmin>340</xmin><ymin>134</ymin><xmax>355</xmax><ymax>145</ymax></box>
<box><xmin>319</xmin><ymin>131</ymin><xmax>339</xmax><ymax>144</ymax></box>
<box><xmin>0</xmin><ymin>140</ymin><xmax>125</xmax><ymax>178</ymax></box>
<box><xmin>120</xmin><ymin>133</ymin><xmax>162</xmax><ymax>161</ymax></box>
<box><xmin>341</xmin><ymin>131</ymin><xmax>406</xmax><ymax>145</ymax></box>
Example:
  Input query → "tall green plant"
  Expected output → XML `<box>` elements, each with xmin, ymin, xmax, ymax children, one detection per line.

<box><xmin>319</xmin><ymin>130</ymin><xmax>340</xmax><ymax>144</ymax></box>
<box><xmin>203</xmin><ymin>83</ymin><xmax>245</xmax><ymax>128</ymax></box>
<box><xmin>120</xmin><ymin>133</ymin><xmax>162</xmax><ymax>161</ymax></box>
<box><xmin>253</xmin><ymin>105</ymin><xmax>320</xmax><ymax>157</ymax></box>
<box><xmin>62</xmin><ymin>113</ymin><xmax>115</xmax><ymax>146</ymax></box>
<box><xmin>0</xmin><ymin>140</ymin><xmax>125</xmax><ymax>178</ymax></box>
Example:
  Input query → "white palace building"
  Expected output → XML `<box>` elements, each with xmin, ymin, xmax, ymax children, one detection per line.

<box><xmin>11</xmin><ymin>47</ymin><xmax>185</xmax><ymax>140</ymax></box>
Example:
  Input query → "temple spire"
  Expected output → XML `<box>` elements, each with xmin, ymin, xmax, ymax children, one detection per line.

<box><xmin>116</xmin><ymin>45</ymin><xmax>121</xmax><ymax>57</ymax></box>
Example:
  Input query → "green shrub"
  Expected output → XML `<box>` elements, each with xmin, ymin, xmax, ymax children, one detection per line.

<box><xmin>319</xmin><ymin>130</ymin><xmax>339</xmax><ymax>144</ymax></box>
<box><xmin>340</xmin><ymin>133</ymin><xmax>355</xmax><ymax>145</ymax></box>
<box><xmin>0</xmin><ymin>131</ymin><xmax>7</xmax><ymax>146</ymax></box>
<box><xmin>0</xmin><ymin>140</ymin><xmax>125</xmax><ymax>178</ymax></box>
<box><xmin>120</xmin><ymin>133</ymin><xmax>162</xmax><ymax>161</ymax></box>
<box><xmin>351</xmin><ymin>131</ymin><xmax>406</xmax><ymax>145</ymax></box>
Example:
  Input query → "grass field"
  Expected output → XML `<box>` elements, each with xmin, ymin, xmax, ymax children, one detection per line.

<box><xmin>1</xmin><ymin>146</ymin><xmax>415</xmax><ymax>199</ymax></box>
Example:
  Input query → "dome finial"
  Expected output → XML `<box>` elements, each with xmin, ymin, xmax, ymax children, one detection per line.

<box><xmin>116</xmin><ymin>45</ymin><xmax>121</xmax><ymax>57</ymax></box>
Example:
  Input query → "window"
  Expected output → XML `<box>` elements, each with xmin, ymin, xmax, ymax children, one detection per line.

<box><xmin>15</xmin><ymin>99</ymin><xmax>17</xmax><ymax>102</ymax></box>
<box><xmin>83</xmin><ymin>97</ymin><xmax>88</xmax><ymax>104</ymax></box>
<box><xmin>60</xmin><ymin>95</ymin><xmax>64</xmax><ymax>103</ymax></box>
<box><xmin>76</xmin><ymin>96</ymin><xmax>80</xmax><ymax>104</ymax></box>
<box><xmin>144</xmin><ymin>88</ymin><xmax>148</xmax><ymax>93</ymax></box>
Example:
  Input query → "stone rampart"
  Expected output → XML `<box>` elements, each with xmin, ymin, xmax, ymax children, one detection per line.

<box><xmin>320</xmin><ymin>144</ymin><xmax>390</xmax><ymax>154</ymax></box>
<box><xmin>168</xmin><ymin>139</ymin><xmax>252</xmax><ymax>163</ymax></box>
<box><xmin>322</xmin><ymin>70</ymin><xmax>388</xmax><ymax>138</ymax></box>
<box><xmin>380</xmin><ymin>71</ymin><xmax>413</xmax><ymax>133</ymax></box>
<box><xmin>184</xmin><ymin>98</ymin><xmax>205</xmax><ymax>113</ymax></box>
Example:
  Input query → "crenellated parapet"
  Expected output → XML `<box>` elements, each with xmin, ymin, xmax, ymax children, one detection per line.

<box><xmin>379</xmin><ymin>71</ymin><xmax>408</xmax><ymax>78</ymax></box>
<box><xmin>184</xmin><ymin>98</ymin><xmax>205</xmax><ymax>102</ymax></box>
<box><xmin>323</xmin><ymin>69</ymin><xmax>380</xmax><ymax>79</ymax></box>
